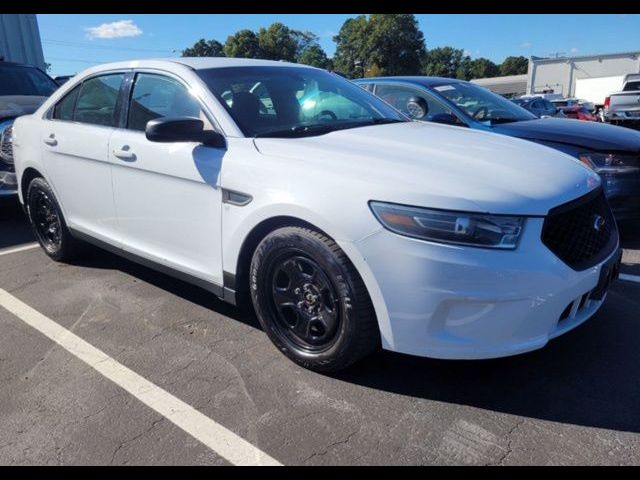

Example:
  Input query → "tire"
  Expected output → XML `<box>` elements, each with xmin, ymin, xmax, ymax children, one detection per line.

<box><xmin>26</xmin><ymin>177</ymin><xmax>82</xmax><ymax>262</ymax></box>
<box><xmin>250</xmin><ymin>226</ymin><xmax>380</xmax><ymax>372</ymax></box>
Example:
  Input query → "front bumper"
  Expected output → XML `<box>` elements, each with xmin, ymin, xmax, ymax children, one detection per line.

<box><xmin>355</xmin><ymin>218</ymin><xmax>620</xmax><ymax>359</ymax></box>
<box><xmin>600</xmin><ymin>172</ymin><xmax>640</xmax><ymax>221</ymax></box>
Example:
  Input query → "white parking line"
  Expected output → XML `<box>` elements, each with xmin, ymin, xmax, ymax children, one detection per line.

<box><xmin>0</xmin><ymin>243</ymin><xmax>39</xmax><ymax>256</ymax></box>
<box><xmin>0</xmin><ymin>288</ymin><xmax>282</xmax><ymax>466</ymax></box>
<box><xmin>620</xmin><ymin>273</ymin><xmax>640</xmax><ymax>284</ymax></box>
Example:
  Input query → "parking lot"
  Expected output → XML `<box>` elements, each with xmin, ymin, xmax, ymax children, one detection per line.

<box><xmin>1</xmin><ymin>200</ymin><xmax>640</xmax><ymax>465</ymax></box>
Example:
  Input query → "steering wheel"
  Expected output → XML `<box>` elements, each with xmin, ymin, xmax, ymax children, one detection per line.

<box><xmin>315</xmin><ymin>110</ymin><xmax>337</xmax><ymax>122</ymax></box>
<box><xmin>472</xmin><ymin>106</ymin><xmax>489</xmax><ymax>120</ymax></box>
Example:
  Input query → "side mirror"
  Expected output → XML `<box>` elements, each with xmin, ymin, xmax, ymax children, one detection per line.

<box><xmin>406</xmin><ymin>96</ymin><xmax>429</xmax><ymax>119</ymax></box>
<box><xmin>145</xmin><ymin>117</ymin><xmax>225</xmax><ymax>148</ymax></box>
<box><xmin>430</xmin><ymin>113</ymin><xmax>462</xmax><ymax>126</ymax></box>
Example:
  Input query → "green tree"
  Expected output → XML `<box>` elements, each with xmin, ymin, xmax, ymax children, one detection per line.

<box><xmin>257</xmin><ymin>22</ymin><xmax>298</xmax><ymax>62</ymax></box>
<box><xmin>332</xmin><ymin>15</ymin><xmax>370</xmax><ymax>78</ymax></box>
<box><xmin>422</xmin><ymin>47</ymin><xmax>469</xmax><ymax>79</ymax></box>
<box><xmin>333</xmin><ymin>14</ymin><xmax>426</xmax><ymax>78</ymax></box>
<box><xmin>223</xmin><ymin>29</ymin><xmax>261</xmax><ymax>58</ymax></box>
<box><xmin>466</xmin><ymin>57</ymin><xmax>500</xmax><ymax>79</ymax></box>
<box><xmin>298</xmin><ymin>44</ymin><xmax>331</xmax><ymax>69</ymax></box>
<box><xmin>182</xmin><ymin>38</ymin><xmax>225</xmax><ymax>57</ymax></box>
<box><xmin>500</xmin><ymin>55</ymin><xmax>528</xmax><ymax>76</ymax></box>
<box><xmin>367</xmin><ymin>14</ymin><xmax>426</xmax><ymax>76</ymax></box>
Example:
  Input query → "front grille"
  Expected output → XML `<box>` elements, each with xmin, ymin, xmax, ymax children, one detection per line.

<box><xmin>0</xmin><ymin>124</ymin><xmax>14</xmax><ymax>171</ymax></box>
<box><xmin>541</xmin><ymin>188</ymin><xmax>617</xmax><ymax>271</ymax></box>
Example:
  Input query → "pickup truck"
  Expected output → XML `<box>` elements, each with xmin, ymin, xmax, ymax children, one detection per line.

<box><xmin>604</xmin><ymin>73</ymin><xmax>640</xmax><ymax>128</ymax></box>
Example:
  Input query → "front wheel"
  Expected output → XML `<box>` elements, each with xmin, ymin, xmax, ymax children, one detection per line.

<box><xmin>250</xmin><ymin>226</ymin><xmax>380</xmax><ymax>372</ymax></box>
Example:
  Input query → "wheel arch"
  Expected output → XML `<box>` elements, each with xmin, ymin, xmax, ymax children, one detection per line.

<box><xmin>230</xmin><ymin>214</ymin><xmax>393</xmax><ymax>350</ymax></box>
<box><xmin>20</xmin><ymin>167</ymin><xmax>44</xmax><ymax>205</ymax></box>
<box><xmin>232</xmin><ymin>215</ymin><xmax>329</xmax><ymax>298</ymax></box>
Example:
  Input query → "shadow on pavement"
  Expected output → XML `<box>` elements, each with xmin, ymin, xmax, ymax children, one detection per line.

<box><xmin>333</xmin><ymin>285</ymin><xmax>640</xmax><ymax>434</ymax></box>
<box><xmin>71</xmin><ymin>246</ymin><xmax>262</xmax><ymax>332</ymax></box>
<box><xmin>0</xmin><ymin>198</ymin><xmax>33</xmax><ymax>250</ymax></box>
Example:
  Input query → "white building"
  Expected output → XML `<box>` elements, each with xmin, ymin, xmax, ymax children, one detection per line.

<box><xmin>471</xmin><ymin>74</ymin><xmax>528</xmax><ymax>98</ymax></box>
<box><xmin>0</xmin><ymin>14</ymin><xmax>45</xmax><ymax>70</ymax></box>
<box><xmin>527</xmin><ymin>51</ymin><xmax>640</xmax><ymax>107</ymax></box>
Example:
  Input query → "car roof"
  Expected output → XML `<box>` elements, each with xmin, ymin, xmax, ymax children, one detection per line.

<box><xmin>76</xmin><ymin>57</ymin><xmax>309</xmax><ymax>74</ymax></box>
<box><xmin>353</xmin><ymin>76</ymin><xmax>468</xmax><ymax>87</ymax></box>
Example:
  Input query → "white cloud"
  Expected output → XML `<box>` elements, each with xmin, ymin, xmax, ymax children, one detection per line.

<box><xmin>85</xmin><ymin>20</ymin><xmax>143</xmax><ymax>39</ymax></box>
<box><xmin>520</xmin><ymin>42</ymin><xmax>532</xmax><ymax>49</ymax></box>
<box><xmin>570</xmin><ymin>47</ymin><xmax>579</xmax><ymax>53</ymax></box>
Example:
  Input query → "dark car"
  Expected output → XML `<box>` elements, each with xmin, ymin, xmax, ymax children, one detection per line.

<box><xmin>0</xmin><ymin>61</ymin><xmax>58</xmax><ymax>198</ymax></box>
<box><xmin>355</xmin><ymin>76</ymin><xmax>640</xmax><ymax>221</ymax></box>
<box><xmin>513</xmin><ymin>97</ymin><xmax>563</xmax><ymax>118</ymax></box>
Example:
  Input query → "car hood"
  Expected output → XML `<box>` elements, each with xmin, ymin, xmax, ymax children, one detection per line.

<box><xmin>253</xmin><ymin>121</ymin><xmax>600</xmax><ymax>216</ymax></box>
<box><xmin>0</xmin><ymin>95</ymin><xmax>47</xmax><ymax>120</ymax></box>
<box><xmin>491</xmin><ymin>118</ymin><xmax>640</xmax><ymax>153</ymax></box>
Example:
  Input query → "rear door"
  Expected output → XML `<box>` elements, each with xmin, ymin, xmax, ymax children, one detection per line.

<box><xmin>40</xmin><ymin>72</ymin><xmax>126</xmax><ymax>243</ymax></box>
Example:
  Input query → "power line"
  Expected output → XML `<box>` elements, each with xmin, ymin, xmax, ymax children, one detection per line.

<box><xmin>46</xmin><ymin>56</ymin><xmax>104</xmax><ymax>65</ymax></box>
<box><xmin>43</xmin><ymin>38</ymin><xmax>177</xmax><ymax>54</ymax></box>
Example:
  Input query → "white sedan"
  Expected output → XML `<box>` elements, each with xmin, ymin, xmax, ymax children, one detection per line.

<box><xmin>9</xmin><ymin>58</ymin><xmax>620</xmax><ymax>371</ymax></box>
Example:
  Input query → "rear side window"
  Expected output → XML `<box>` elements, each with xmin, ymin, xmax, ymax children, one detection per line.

<box><xmin>375</xmin><ymin>84</ymin><xmax>452</xmax><ymax>118</ymax></box>
<box><xmin>53</xmin><ymin>85</ymin><xmax>80</xmax><ymax>121</ymax></box>
<box><xmin>127</xmin><ymin>73</ymin><xmax>212</xmax><ymax>132</ymax></box>
<box><xmin>73</xmin><ymin>74</ymin><xmax>124</xmax><ymax>127</ymax></box>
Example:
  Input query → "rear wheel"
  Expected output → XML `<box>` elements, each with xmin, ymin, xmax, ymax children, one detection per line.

<box><xmin>26</xmin><ymin>177</ymin><xmax>82</xmax><ymax>262</ymax></box>
<box><xmin>250</xmin><ymin>226</ymin><xmax>380</xmax><ymax>372</ymax></box>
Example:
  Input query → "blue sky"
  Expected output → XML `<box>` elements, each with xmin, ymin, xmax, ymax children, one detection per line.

<box><xmin>38</xmin><ymin>14</ymin><xmax>640</xmax><ymax>77</ymax></box>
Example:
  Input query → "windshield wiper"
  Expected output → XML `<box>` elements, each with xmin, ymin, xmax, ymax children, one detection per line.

<box><xmin>254</xmin><ymin>124</ymin><xmax>337</xmax><ymax>138</ymax></box>
<box><xmin>487</xmin><ymin>117</ymin><xmax>520</xmax><ymax>125</ymax></box>
<box><xmin>254</xmin><ymin>118</ymin><xmax>406</xmax><ymax>138</ymax></box>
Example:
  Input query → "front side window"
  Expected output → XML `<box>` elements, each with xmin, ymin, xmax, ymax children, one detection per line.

<box><xmin>196</xmin><ymin>66</ymin><xmax>406</xmax><ymax>137</ymax></box>
<box><xmin>127</xmin><ymin>73</ymin><xmax>213</xmax><ymax>132</ymax></box>
<box><xmin>53</xmin><ymin>85</ymin><xmax>80</xmax><ymax>121</ymax></box>
<box><xmin>73</xmin><ymin>74</ymin><xmax>124</xmax><ymax>127</ymax></box>
<box><xmin>375</xmin><ymin>84</ymin><xmax>453</xmax><ymax>119</ymax></box>
<box><xmin>433</xmin><ymin>82</ymin><xmax>536</xmax><ymax>124</ymax></box>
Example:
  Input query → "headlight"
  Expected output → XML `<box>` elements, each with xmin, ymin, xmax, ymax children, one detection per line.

<box><xmin>369</xmin><ymin>201</ymin><xmax>525</xmax><ymax>249</ymax></box>
<box><xmin>579</xmin><ymin>152</ymin><xmax>639</xmax><ymax>174</ymax></box>
<box><xmin>0</xmin><ymin>122</ymin><xmax>14</xmax><ymax>165</ymax></box>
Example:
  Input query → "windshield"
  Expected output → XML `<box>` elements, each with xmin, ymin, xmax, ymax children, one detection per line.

<box><xmin>433</xmin><ymin>82</ymin><xmax>536</xmax><ymax>124</ymax></box>
<box><xmin>623</xmin><ymin>81</ymin><xmax>640</xmax><ymax>92</ymax></box>
<box><xmin>196</xmin><ymin>66</ymin><xmax>407</xmax><ymax>137</ymax></box>
<box><xmin>0</xmin><ymin>65</ymin><xmax>58</xmax><ymax>97</ymax></box>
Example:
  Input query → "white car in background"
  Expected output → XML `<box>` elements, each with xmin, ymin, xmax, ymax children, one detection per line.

<box><xmin>9</xmin><ymin>58</ymin><xmax>621</xmax><ymax>371</ymax></box>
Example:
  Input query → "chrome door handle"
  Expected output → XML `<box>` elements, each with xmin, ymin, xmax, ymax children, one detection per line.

<box><xmin>44</xmin><ymin>135</ymin><xmax>57</xmax><ymax>146</ymax></box>
<box><xmin>112</xmin><ymin>147</ymin><xmax>136</xmax><ymax>161</ymax></box>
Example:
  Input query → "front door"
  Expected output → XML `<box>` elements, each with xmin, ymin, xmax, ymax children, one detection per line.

<box><xmin>109</xmin><ymin>72</ymin><xmax>225</xmax><ymax>286</ymax></box>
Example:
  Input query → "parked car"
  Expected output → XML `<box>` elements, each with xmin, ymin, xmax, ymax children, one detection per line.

<box><xmin>512</xmin><ymin>97</ymin><xmax>564</xmax><ymax>118</ymax></box>
<box><xmin>561</xmin><ymin>105</ymin><xmax>599</xmax><ymax>122</ymax></box>
<box><xmin>604</xmin><ymin>73</ymin><xmax>640</xmax><ymax>128</ymax></box>
<box><xmin>355</xmin><ymin>76</ymin><xmax>640</xmax><ymax>220</ymax></box>
<box><xmin>10</xmin><ymin>58</ymin><xmax>620</xmax><ymax>371</ymax></box>
<box><xmin>0</xmin><ymin>60</ymin><xmax>58</xmax><ymax>199</ymax></box>
<box><xmin>551</xmin><ymin>98</ymin><xmax>596</xmax><ymax>113</ymax></box>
